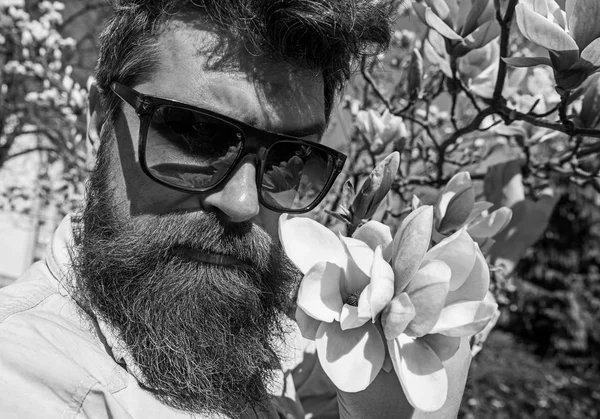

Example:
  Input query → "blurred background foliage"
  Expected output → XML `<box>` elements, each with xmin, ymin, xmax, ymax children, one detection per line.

<box><xmin>1</xmin><ymin>0</ymin><xmax>599</xmax><ymax>417</ymax></box>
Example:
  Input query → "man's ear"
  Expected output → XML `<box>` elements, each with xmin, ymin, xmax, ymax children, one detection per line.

<box><xmin>86</xmin><ymin>77</ymin><xmax>104</xmax><ymax>170</ymax></box>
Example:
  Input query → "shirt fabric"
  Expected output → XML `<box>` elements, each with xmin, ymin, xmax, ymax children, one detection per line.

<box><xmin>0</xmin><ymin>215</ymin><xmax>338</xmax><ymax>418</ymax></box>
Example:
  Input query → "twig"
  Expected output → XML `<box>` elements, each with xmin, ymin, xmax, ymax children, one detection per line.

<box><xmin>4</xmin><ymin>146</ymin><xmax>58</xmax><ymax>162</ymax></box>
<box><xmin>492</xmin><ymin>0</ymin><xmax>519</xmax><ymax>102</ymax></box>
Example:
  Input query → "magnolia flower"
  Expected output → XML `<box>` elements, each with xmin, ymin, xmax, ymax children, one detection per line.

<box><xmin>348</xmin><ymin>152</ymin><xmax>400</xmax><ymax>223</ymax></box>
<box><xmin>279</xmin><ymin>205</ymin><xmax>498</xmax><ymax>411</ymax></box>
<box><xmin>414</xmin><ymin>172</ymin><xmax>512</xmax><ymax>251</ymax></box>
<box><xmin>355</xmin><ymin>109</ymin><xmax>407</xmax><ymax>154</ymax></box>
<box><xmin>414</xmin><ymin>0</ymin><xmax>500</xmax><ymax>59</ymax></box>
<box><xmin>506</xmin><ymin>0</ymin><xmax>600</xmax><ymax>90</ymax></box>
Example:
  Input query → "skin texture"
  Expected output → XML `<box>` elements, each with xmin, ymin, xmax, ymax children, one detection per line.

<box><xmin>86</xmin><ymin>16</ymin><xmax>470</xmax><ymax>419</ymax></box>
<box><xmin>100</xmin><ymin>19</ymin><xmax>325</xmax><ymax>236</ymax></box>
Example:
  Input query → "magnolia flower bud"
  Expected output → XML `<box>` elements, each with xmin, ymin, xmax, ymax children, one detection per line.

<box><xmin>351</xmin><ymin>152</ymin><xmax>400</xmax><ymax>221</ymax></box>
<box><xmin>408</xmin><ymin>48</ymin><xmax>423</xmax><ymax>101</ymax></box>
<box><xmin>436</xmin><ymin>172</ymin><xmax>475</xmax><ymax>234</ymax></box>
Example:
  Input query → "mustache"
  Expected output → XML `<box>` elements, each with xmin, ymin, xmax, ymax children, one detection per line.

<box><xmin>101</xmin><ymin>210</ymin><xmax>278</xmax><ymax>270</ymax></box>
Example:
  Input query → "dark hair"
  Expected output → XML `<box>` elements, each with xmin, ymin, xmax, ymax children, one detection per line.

<box><xmin>95</xmin><ymin>0</ymin><xmax>394</xmax><ymax>122</ymax></box>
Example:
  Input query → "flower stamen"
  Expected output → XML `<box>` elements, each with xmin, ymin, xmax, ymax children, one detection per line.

<box><xmin>345</xmin><ymin>291</ymin><xmax>361</xmax><ymax>307</ymax></box>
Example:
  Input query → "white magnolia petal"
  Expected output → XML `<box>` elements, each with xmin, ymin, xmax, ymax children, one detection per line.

<box><xmin>388</xmin><ymin>334</ymin><xmax>448</xmax><ymax>412</ymax></box>
<box><xmin>297</xmin><ymin>262</ymin><xmax>343</xmax><ymax>323</ymax></box>
<box><xmin>581</xmin><ymin>37</ymin><xmax>600</xmax><ymax>68</ymax></box>
<box><xmin>339</xmin><ymin>235</ymin><xmax>374</xmax><ymax>296</ymax></box>
<box><xmin>430</xmin><ymin>300</ymin><xmax>499</xmax><ymax>337</ymax></box>
<box><xmin>340</xmin><ymin>304</ymin><xmax>371</xmax><ymax>330</ymax></box>
<box><xmin>420</xmin><ymin>334</ymin><xmax>461</xmax><ymax>362</ymax></box>
<box><xmin>352</xmin><ymin>221</ymin><xmax>393</xmax><ymax>251</ymax></box>
<box><xmin>515</xmin><ymin>3</ymin><xmax>579</xmax><ymax>53</ymax></box>
<box><xmin>391</xmin><ymin>206</ymin><xmax>434</xmax><ymax>294</ymax></box>
<box><xmin>437</xmin><ymin>172</ymin><xmax>472</xmax><ymax>219</ymax></box>
<box><xmin>413</xmin><ymin>2</ymin><xmax>463</xmax><ymax>41</ymax></box>
<box><xmin>567</xmin><ymin>0</ymin><xmax>600</xmax><ymax>51</ymax></box>
<box><xmin>445</xmin><ymin>242</ymin><xmax>490</xmax><ymax>305</ymax></box>
<box><xmin>367</xmin><ymin>246</ymin><xmax>395</xmax><ymax>320</ymax></box>
<box><xmin>316</xmin><ymin>321</ymin><xmax>385</xmax><ymax>392</ymax></box>
<box><xmin>295</xmin><ymin>306</ymin><xmax>322</xmax><ymax>340</ymax></box>
<box><xmin>404</xmin><ymin>260</ymin><xmax>451</xmax><ymax>338</ymax></box>
<box><xmin>467</xmin><ymin>207</ymin><xmax>512</xmax><ymax>238</ymax></box>
<box><xmin>437</xmin><ymin>185</ymin><xmax>475</xmax><ymax>234</ymax></box>
<box><xmin>339</xmin><ymin>235</ymin><xmax>375</xmax><ymax>276</ymax></box>
<box><xmin>279</xmin><ymin>214</ymin><xmax>346</xmax><ymax>274</ymax></box>
<box><xmin>357</xmin><ymin>284</ymin><xmax>373</xmax><ymax>319</ymax></box>
<box><xmin>355</xmin><ymin>110</ymin><xmax>372</xmax><ymax>136</ymax></box>
<box><xmin>423</xmin><ymin>228</ymin><xmax>476</xmax><ymax>291</ymax></box>
<box><xmin>369</xmin><ymin>109</ymin><xmax>386</xmax><ymax>137</ymax></box>
<box><xmin>465</xmin><ymin>201</ymin><xmax>494</xmax><ymax>226</ymax></box>
<box><xmin>381</xmin><ymin>292</ymin><xmax>416</xmax><ymax>340</ymax></box>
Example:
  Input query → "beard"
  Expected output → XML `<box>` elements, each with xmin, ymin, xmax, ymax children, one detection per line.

<box><xmin>71</xmin><ymin>138</ymin><xmax>300</xmax><ymax>417</ymax></box>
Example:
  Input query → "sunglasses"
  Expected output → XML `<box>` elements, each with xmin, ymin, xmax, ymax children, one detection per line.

<box><xmin>110</xmin><ymin>82</ymin><xmax>347</xmax><ymax>213</ymax></box>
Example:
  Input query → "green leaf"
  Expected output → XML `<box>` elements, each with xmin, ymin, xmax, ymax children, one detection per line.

<box><xmin>515</xmin><ymin>3</ymin><xmax>579</xmax><ymax>53</ymax></box>
<box><xmin>502</xmin><ymin>56</ymin><xmax>553</xmax><ymax>67</ymax></box>
<box><xmin>555</xmin><ymin>66</ymin><xmax>589</xmax><ymax>90</ymax></box>
<box><xmin>549</xmin><ymin>49</ymin><xmax>581</xmax><ymax>72</ymax></box>
<box><xmin>483</xmin><ymin>159</ymin><xmax>526</xmax><ymax>208</ymax></box>
<box><xmin>413</xmin><ymin>3</ymin><xmax>463</xmax><ymax>41</ymax></box>
<box><xmin>566</xmin><ymin>0</ymin><xmax>600</xmax><ymax>50</ymax></box>
<box><xmin>489</xmin><ymin>193</ymin><xmax>561</xmax><ymax>272</ymax></box>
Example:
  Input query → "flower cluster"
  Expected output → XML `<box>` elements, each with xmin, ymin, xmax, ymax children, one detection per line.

<box><xmin>506</xmin><ymin>0</ymin><xmax>600</xmax><ymax>91</ymax></box>
<box><xmin>415</xmin><ymin>171</ymin><xmax>513</xmax><ymax>253</ymax></box>
<box><xmin>414</xmin><ymin>0</ymin><xmax>500</xmax><ymax>60</ymax></box>
<box><xmin>279</xmin><ymin>203</ymin><xmax>498</xmax><ymax>412</ymax></box>
<box><xmin>355</xmin><ymin>109</ymin><xmax>407</xmax><ymax>154</ymax></box>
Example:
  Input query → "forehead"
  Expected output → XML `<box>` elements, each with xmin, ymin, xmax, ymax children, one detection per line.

<box><xmin>136</xmin><ymin>17</ymin><xmax>326</xmax><ymax>136</ymax></box>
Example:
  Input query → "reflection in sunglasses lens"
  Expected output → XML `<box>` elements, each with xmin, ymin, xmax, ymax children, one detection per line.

<box><xmin>262</xmin><ymin>141</ymin><xmax>333</xmax><ymax>211</ymax></box>
<box><xmin>145</xmin><ymin>105</ymin><xmax>243</xmax><ymax>189</ymax></box>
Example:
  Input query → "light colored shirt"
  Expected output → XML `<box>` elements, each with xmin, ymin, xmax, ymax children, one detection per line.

<box><xmin>0</xmin><ymin>216</ymin><xmax>337</xmax><ymax>418</ymax></box>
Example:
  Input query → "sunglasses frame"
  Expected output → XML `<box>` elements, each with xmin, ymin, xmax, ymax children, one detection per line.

<box><xmin>110</xmin><ymin>82</ymin><xmax>347</xmax><ymax>213</ymax></box>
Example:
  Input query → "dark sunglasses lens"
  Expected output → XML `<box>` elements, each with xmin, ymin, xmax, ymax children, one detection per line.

<box><xmin>262</xmin><ymin>141</ymin><xmax>336</xmax><ymax>211</ymax></box>
<box><xmin>144</xmin><ymin>105</ymin><xmax>243</xmax><ymax>189</ymax></box>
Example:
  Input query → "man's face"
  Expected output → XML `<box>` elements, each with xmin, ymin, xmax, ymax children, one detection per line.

<box><xmin>107</xmin><ymin>18</ymin><xmax>327</xmax><ymax>235</ymax></box>
<box><xmin>74</xmin><ymin>17</ymin><xmax>324</xmax><ymax>416</ymax></box>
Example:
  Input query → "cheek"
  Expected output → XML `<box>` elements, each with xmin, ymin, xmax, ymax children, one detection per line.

<box><xmin>108</xmin><ymin>116</ymin><xmax>200</xmax><ymax>216</ymax></box>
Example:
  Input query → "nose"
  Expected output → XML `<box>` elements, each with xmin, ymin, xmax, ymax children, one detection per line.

<box><xmin>201</xmin><ymin>156</ymin><xmax>260</xmax><ymax>223</ymax></box>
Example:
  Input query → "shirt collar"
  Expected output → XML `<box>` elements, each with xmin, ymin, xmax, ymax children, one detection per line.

<box><xmin>45</xmin><ymin>214</ymin><xmax>148</xmax><ymax>385</ymax></box>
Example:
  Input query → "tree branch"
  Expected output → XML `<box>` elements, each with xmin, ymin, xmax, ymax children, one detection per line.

<box><xmin>4</xmin><ymin>146</ymin><xmax>59</xmax><ymax>162</ymax></box>
<box><xmin>492</xmin><ymin>0</ymin><xmax>519</xmax><ymax>102</ymax></box>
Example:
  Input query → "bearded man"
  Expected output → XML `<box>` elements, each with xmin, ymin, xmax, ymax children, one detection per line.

<box><xmin>0</xmin><ymin>1</ymin><xmax>471</xmax><ymax>418</ymax></box>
